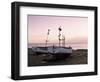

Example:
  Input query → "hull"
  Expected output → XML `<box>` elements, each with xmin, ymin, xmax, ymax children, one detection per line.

<box><xmin>31</xmin><ymin>46</ymin><xmax>72</xmax><ymax>60</ymax></box>
<box><xmin>52</xmin><ymin>53</ymin><xmax>71</xmax><ymax>60</ymax></box>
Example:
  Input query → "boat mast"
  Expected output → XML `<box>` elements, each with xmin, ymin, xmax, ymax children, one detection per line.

<box><xmin>58</xmin><ymin>26</ymin><xmax>62</xmax><ymax>47</ymax></box>
<box><xmin>62</xmin><ymin>35</ymin><xmax>65</xmax><ymax>47</ymax></box>
<box><xmin>45</xmin><ymin>29</ymin><xmax>50</xmax><ymax>47</ymax></box>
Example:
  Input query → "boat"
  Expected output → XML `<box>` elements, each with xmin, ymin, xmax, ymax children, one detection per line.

<box><xmin>32</xmin><ymin>46</ymin><xmax>72</xmax><ymax>60</ymax></box>
<box><xmin>31</xmin><ymin>26</ymin><xmax>72</xmax><ymax>60</ymax></box>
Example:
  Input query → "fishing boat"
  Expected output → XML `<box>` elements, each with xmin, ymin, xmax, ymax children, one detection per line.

<box><xmin>31</xmin><ymin>26</ymin><xmax>72</xmax><ymax>60</ymax></box>
<box><xmin>32</xmin><ymin>46</ymin><xmax>72</xmax><ymax>60</ymax></box>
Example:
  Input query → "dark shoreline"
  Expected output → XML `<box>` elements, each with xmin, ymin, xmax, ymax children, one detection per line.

<box><xmin>28</xmin><ymin>48</ymin><xmax>88</xmax><ymax>67</ymax></box>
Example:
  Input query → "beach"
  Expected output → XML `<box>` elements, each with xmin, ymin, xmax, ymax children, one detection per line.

<box><xmin>28</xmin><ymin>49</ymin><xmax>87</xmax><ymax>66</ymax></box>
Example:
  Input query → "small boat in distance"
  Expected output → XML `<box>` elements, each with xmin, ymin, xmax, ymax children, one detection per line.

<box><xmin>31</xmin><ymin>26</ymin><xmax>72</xmax><ymax>60</ymax></box>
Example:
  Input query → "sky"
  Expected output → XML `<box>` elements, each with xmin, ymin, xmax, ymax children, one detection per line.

<box><xmin>28</xmin><ymin>15</ymin><xmax>88</xmax><ymax>49</ymax></box>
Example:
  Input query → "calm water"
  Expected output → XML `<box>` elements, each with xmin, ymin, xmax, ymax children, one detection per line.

<box><xmin>28</xmin><ymin>43</ymin><xmax>87</xmax><ymax>49</ymax></box>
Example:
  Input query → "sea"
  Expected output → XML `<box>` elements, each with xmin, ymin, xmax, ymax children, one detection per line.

<box><xmin>28</xmin><ymin>43</ymin><xmax>87</xmax><ymax>50</ymax></box>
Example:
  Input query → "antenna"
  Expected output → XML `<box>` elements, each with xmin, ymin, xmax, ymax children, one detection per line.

<box><xmin>45</xmin><ymin>29</ymin><xmax>50</xmax><ymax>47</ymax></box>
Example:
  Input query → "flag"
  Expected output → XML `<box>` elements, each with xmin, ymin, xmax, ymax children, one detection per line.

<box><xmin>58</xmin><ymin>27</ymin><xmax>62</xmax><ymax>31</ymax></box>
<box><xmin>47</xmin><ymin>29</ymin><xmax>50</xmax><ymax>35</ymax></box>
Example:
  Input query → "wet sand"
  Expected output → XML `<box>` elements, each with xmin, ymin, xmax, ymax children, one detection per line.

<box><xmin>28</xmin><ymin>49</ymin><xmax>87</xmax><ymax>66</ymax></box>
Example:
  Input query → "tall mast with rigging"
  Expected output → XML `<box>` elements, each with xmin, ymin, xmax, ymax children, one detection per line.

<box><xmin>45</xmin><ymin>29</ymin><xmax>50</xmax><ymax>47</ymax></box>
<box><xmin>58</xmin><ymin>26</ymin><xmax>62</xmax><ymax>47</ymax></box>
<box><xmin>62</xmin><ymin>35</ymin><xmax>65</xmax><ymax>47</ymax></box>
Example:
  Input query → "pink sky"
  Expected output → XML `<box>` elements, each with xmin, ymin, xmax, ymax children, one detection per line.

<box><xmin>28</xmin><ymin>15</ymin><xmax>88</xmax><ymax>49</ymax></box>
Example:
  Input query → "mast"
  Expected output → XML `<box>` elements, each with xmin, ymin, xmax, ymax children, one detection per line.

<box><xmin>58</xmin><ymin>26</ymin><xmax>62</xmax><ymax>47</ymax></box>
<box><xmin>62</xmin><ymin>35</ymin><xmax>65</xmax><ymax>47</ymax></box>
<box><xmin>45</xmin><ymin>29</ymin><xmax>50</xmax><ymax>47</ymax></box>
